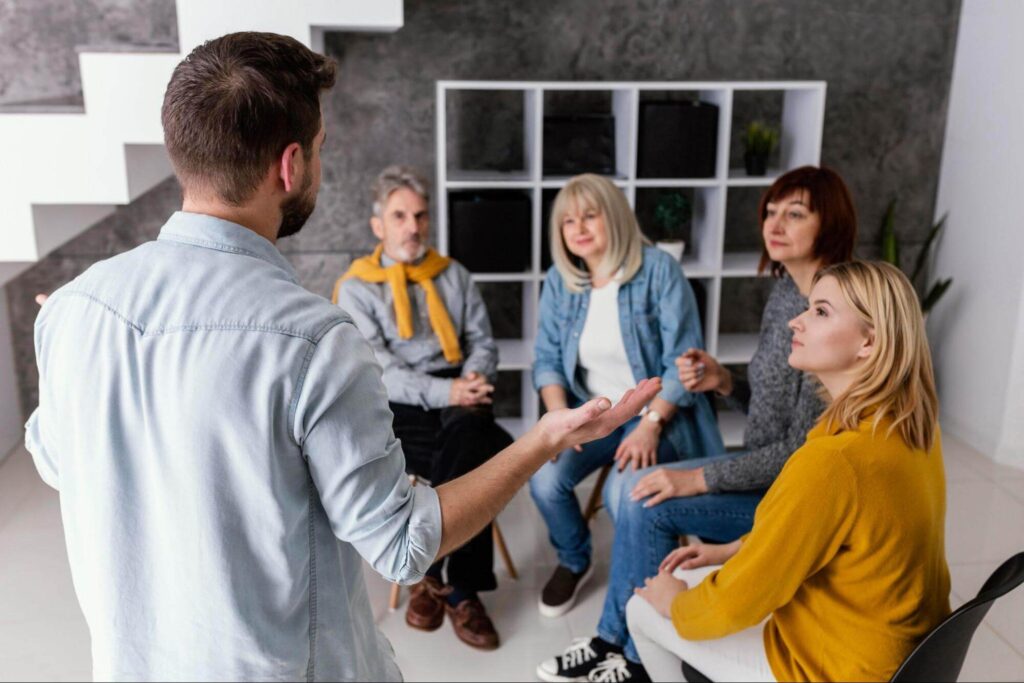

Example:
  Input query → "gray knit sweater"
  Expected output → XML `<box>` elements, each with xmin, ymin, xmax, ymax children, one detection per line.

<box><xmin>702</xmin><ymin>276</ymin><xmax>825</xmax><ymax>493</ymax></box>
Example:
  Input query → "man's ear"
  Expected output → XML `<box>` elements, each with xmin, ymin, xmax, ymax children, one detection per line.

<box><xmin>370</xmin><ymin>216</ymin><xmax>385</xmax><ymax>241</ymax></box>
<box><xmin>278</xmin><ymin>142</ymin><xmax>303</xmax><ymax>193</ymax></box>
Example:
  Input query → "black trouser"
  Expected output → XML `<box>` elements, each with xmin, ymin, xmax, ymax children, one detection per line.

<box><xmin>390</xmin><ymin>376</ymin><xmax>512</xmax><ymax>593</ymax></box>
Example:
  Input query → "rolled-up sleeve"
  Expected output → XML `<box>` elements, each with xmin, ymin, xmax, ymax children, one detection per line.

<box><xmin>658</xmin><ymin>256</ymin><xmax>704</xmax><ymax>407</ymax></box>
<box><xmin>292</xmin><ymin>320</ymin><xmax>442</xmax><ymax>584</ymax></box>
<box><xmin>532</xmin><ymin>268</ymin><xmax>570</xmax><ymax>391</ymax></box>
<box><xmin>25</xmin><ymin>408</ymin><xmax>59</xmax><ymax>490</ymax></box>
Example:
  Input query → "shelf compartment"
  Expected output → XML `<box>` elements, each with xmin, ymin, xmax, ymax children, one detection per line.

<box><xmin>717</xmin><ymin>333</ymin><xmax>759</xmax><ymax>365</ymax></box>
<box><xmin>718</xmin><ymin>276</ymin><xmax>774</xmax><ymax>354</ymax></box>
<box><xmin>637</xmin><ymin>89</ymin><xmax>727</xmax><ymax>180</ymax></box>
<box><xmin>728</xmin><ymin>86</ymin><xmax>824</xmax><ymax>181</ymax></box>
<box><xmin>724</xmin><ymin>186</ymin><xmax>767</xmax><ymax>263</ymax></box>
<box><xmin>541</xmin><ymin>88</ymin><xmax>635</xmax><ymax>179</ymax></box>
<box><xmin>680</xmin><ymin>255</ymin><xmax>716</xmax><ymax>279</ymax></box>
<box><xmin>721</xmin><ymin>252</ymin><xmax>762</xmax><ymax>278</ymax></box>
<box><xmin>477</xmin><ymin>281</ymin><xmax>525</xmax><ymax>341</ymax></box>
<box><xmin>496</xmin><ymin>338</ymin><xmax>534</xmax><ymax>370</ymax></box>
<box><xmin>717</xmin><ymin>408</ymin><xmax>747</xmax><ymax>449</ymax></box>
<box><xmin>448</xmin><ymin>189</ymin><xmax>533</xmax><ymax>274</ymax></box>
<box><xmin>444</xmin><ymin>88</ymin><xmax>531</xmax><ymax>178</ymax></box>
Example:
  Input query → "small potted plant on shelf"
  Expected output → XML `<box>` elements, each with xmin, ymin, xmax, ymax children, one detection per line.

<box><xmin>743</xmin><ymin>121</ymin><xmax>779</xmax><ymax>176</ymax></box>
<box><xmin>652</xmin><ymin>190</ymin><xmax>691</xmax><ymax>261</ymax></box>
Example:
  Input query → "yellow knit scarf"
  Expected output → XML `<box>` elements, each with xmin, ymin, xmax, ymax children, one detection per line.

<box><xmin>334</xmin><ymin>244</ymin><xmax>462</xmax><ymax>364</ymax></box>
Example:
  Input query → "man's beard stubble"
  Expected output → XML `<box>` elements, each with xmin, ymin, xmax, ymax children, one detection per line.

<box><xmin>277</xmin><ymin>171</ymin><xmax>316</xmax><ymax>239</ymax></box>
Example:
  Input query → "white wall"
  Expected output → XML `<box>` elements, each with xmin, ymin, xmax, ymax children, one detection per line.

<box><xmin>929</xmin><ymin>0</ymin><xmax>1024</xmax><ymax>470</ymax></box>
<box><xmin>0</xmin><ymin>287</ymin><xmax>23</xmax><ymax>464</ymax></box>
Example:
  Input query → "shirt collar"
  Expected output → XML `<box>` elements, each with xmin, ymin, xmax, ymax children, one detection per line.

<box><xmin>380</xmin><ymin>248</ymin><xmax>428</xmax><ymax>268</ymax></box>
<box><xmin>157</xmin><ymin>211</ymin><xmax>300</xmax><ymax>283</ymax></box>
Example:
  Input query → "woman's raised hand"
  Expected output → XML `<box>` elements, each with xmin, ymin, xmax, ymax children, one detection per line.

<box><xmin>676</xmin><ymin>348</ymin><xmax>730</xmax><ymax>395</ymax></box>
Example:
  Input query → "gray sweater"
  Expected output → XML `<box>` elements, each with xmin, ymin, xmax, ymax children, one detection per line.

<box><xmin>702</xmin><ymin>275</ymin><xmax>825</xmax><ymax>493</ymax></box>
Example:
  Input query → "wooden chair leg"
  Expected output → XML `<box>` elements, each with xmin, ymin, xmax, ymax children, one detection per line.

<box><xmin>583</xmin><ymin>464</ymin><xmax>613</xmax><ymax>522</ymax></box>
<box><xmin>388</xmin><ymin>582</ymin><xmax>402</xmax><ymax>611</ymax></box>
<box><xmin>492</xmin><ymin>521</ymin><xmax>518</xmax><ymax>580</ymax></box>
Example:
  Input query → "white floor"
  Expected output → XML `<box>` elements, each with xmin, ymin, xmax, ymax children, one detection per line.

<box><xmin>0</xmin><ymin>435</ymin><xmax>1022</xmax><ymax>682</ymax></box>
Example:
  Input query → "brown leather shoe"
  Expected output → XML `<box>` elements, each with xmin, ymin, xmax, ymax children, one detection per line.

<box><xmin>446</xmin><ymin>598</ymin><xmax>500</xmax><ymax>650</ymax></box>
<box><xmin>405</xmin><ymin>577</ymin><xmax>450</xmax><ymax>631</ymax></box>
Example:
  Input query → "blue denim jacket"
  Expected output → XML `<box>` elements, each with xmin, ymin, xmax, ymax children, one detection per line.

<box><xmin>533</xmin><ymin>246</ymin><xmax>723</xmax><ymax>459</ymax></box>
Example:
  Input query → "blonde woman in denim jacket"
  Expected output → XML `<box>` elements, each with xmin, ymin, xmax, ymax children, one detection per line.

<box><xmin>530</xmin><ymin>174</ymin><xmax>723</xmax><ymax>619</ymax></box>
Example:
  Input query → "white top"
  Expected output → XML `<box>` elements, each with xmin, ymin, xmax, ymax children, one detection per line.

<box><xmin>578</xmin><ymin>279</ymin><xmax>636</xmax><ymax>405</ymax></box>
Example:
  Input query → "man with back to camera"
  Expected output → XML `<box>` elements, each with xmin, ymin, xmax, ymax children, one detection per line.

<box><xmin>25</xmin><ymin>31</ymin><xmax>661</xmax><ymax>681</ymax></box>
<box><xmin>334</xmin><ymin>165</ymin><xmax>513</xmax><ymax>650</ymax></box>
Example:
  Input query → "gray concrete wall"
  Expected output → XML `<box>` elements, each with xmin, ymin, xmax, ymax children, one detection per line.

<box><xmin>0</xmin><ymin>0</ymin><xmax>176</xmax><ymax>105</ymax></box>
<box><xmin>3</xmin><ymin>0</ymin><xmax>962</xmax><ymax>419</ymax></box>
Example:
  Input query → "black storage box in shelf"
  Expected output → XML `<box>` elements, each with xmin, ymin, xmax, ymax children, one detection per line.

<box><xmin>638</xmin><ymin>101</ymin><xmax>719</xmax><ymax>178</ymax></box>
<box><xmin>448</xmin><ymin>191</ymin><xmax>532</xmax><ymax>273</ymax></box>
<box><xmin>543</xmin><ymin>114</ymin><xmax>616</xmax><ymax>176</ymax></box>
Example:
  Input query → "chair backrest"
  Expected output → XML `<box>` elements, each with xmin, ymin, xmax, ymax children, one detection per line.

<box><xmin>890</xmin><ymin>552</ymin><xmax>1024</xmax><ymax>682</ymax></box>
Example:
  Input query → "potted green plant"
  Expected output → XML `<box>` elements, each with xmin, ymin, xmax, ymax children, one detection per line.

<box><xmin>743</xmin><ymin>121</ymin><xmax>779</xmax><ymax>176</ymax></box>
<box><xmin>879</xmin><ymin>199</ymin><xmax>953</xmax><ymax>315</ymax></box>
<box><xmin>652</xmin><ymin>191</ymin><xmax>691</xmax><ymax>261</ymax></box>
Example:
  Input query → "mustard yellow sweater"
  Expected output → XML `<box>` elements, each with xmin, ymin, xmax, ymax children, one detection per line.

<box><xmin>671</xmin><ymin>417</ymin><xmax>951</xmax><ymax>682</ymax></box>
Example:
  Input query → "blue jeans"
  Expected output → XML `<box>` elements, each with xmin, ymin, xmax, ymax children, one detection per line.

<box><xmin>529</xmin><ymin>416</ymin><xmax>683</xmax><ymax>573</ymax></box>
<box><xmin>595</xmin><ymin>453</ymin><xmax>766</xmax><ymax>663</ymax></box>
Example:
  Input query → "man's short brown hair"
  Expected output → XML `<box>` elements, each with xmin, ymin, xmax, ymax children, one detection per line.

<box><xmin>161</xmin><ymin>32</ymin><xmax>336</xmax><ymax>205</ymax></box>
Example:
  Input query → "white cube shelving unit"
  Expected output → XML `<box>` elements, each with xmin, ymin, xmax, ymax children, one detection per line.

<box><xmin>436</xmin><ymin>81</ymin><xmax>826</xmax><ymax>447</ymax></box>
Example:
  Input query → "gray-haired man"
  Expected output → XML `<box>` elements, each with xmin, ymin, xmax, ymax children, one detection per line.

<box><xmin>334</xmin><ymin>166</ymin><xmax>509</xmax><ymax>650</ymax></box>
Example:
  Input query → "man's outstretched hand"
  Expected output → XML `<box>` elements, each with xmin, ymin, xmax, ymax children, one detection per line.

<box><xmin>534</xmin><ymin>378</ymin><xmax>661</xmax><ymax>455</ymax></box>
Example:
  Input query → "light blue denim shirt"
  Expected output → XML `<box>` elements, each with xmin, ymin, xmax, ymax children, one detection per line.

<box><xmin>533</xmin><ymin>246</ymin><xmax>724</xmax><ymax>459</ymax></box>
<box><xmin>24</xmin><ymin>212</ymin><xmax>441</xmax><ymax>682</ymax></box>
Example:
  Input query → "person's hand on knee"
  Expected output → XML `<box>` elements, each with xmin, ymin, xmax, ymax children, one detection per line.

<box><xmin>613</xmin><ymin>422</ymin><xmax>659</xmax><ymax>472</ymax></box>
<box><xmin>634</xmin><ymin>568</ymin><xmax>688</xmax><ymax>618</ymax></box>
<box><xmin>629</xmin><ymin>466</ymin><xmax>708</xmax><ymax>507</ymax></box>
<box><xmin>660</xmin><ymin>539</ymin><xmax>742</xmax><ymax>574</ymax></box>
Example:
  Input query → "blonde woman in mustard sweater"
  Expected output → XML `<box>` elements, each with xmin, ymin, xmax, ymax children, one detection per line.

<box><xmin>626</xmin><ymin>260</ymin><xmax>951</xmax><ymax>682</ymax></box>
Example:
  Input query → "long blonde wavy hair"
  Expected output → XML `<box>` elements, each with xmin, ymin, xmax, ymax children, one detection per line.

<box><xmin>549</xmin><ymin>174</ymin><xmax>647</xmax><ymax>292</ymax></box>
<box><xmin>814</xmin><ymin>260</ymin><xmax>939</xmax><ymax>452</ymax></box>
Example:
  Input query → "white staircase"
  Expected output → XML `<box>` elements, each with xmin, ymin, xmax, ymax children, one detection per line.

<box><xmin>0</xmin><ymin>0</ymin><xmax>404</xmax><ymax>462</ymax></box>
<box><xmin>0</xmin><ymin>0</ymin><xmax>404</xmax><ymax>286</ymax></box>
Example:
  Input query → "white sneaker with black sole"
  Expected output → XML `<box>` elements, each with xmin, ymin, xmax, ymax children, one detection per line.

<box><xmin>539</xmin><ymin>564</ymin><xmax>593</xmax><ymax>618</ymax></box>
<box><xmin>536</xmin><ymin>637</ymin><xmax>621</xmax><ymax>682</ymax></box>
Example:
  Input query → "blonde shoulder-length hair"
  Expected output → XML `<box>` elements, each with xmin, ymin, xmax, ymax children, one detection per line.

<box><xmin>814</xmin><ymin>260</ymin><xmax>939</xmax><ymax>452</ymax></box>
<box><xmin>550</xmin><ymin>174</ymin><xmax>647</xmax><ymax>292</ymax></box>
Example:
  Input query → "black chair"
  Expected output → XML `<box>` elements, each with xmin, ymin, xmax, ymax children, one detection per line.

<box><xmin>681</xmin><ymin>551</ymin><xmax>1024</xmax><ymax>683</ymax></box>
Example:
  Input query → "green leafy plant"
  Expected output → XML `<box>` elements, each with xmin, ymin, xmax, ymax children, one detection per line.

<box><xmin>744</xmin><ymin>121</ymin><xmax>779</xmax><ymax>157</ymax></box>
<box><xmin>879</xmin><ymin>199</ymin><xmax>953</xmax><ymax>314</ymax></box>
<box><xmin>652</xmin><ymin>191</ymin><xmax>692</xmax><ymax>241</ymax></box>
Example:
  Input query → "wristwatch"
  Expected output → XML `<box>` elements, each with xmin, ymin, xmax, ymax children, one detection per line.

<box><xmin>646</xmin><ymin>409</ymin><xmax>664</xmax><ymax>426</ymax></box>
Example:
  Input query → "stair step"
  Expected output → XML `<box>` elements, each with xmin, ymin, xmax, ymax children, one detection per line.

<box><xmin>74</xmin><ymin>43</ymin><xmax>179</xmax><ymax>55</ymax></box>
<box><xmin>0</xmin><ymin>93</ymin><xmax>84</xmax><ymax>114</ymax></box>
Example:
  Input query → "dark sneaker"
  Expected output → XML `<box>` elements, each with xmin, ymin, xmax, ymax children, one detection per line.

<box><xmin>539</xmin><ymin>564</ymin><xmax>593</xmax><ymax>617</ymax></box>
<box><xmin>445</xmin><ymin>597</ymin><xmax>500</xmax><ymax>651</ymax></box>
<box><xmin>588</xmin><ymin>654</ymin><xmax>651</xmax><ymax>683</ymax></box>
<box><xmin>536</xmin><ymin>637</ymin><xmax>622</xmax><ymax>682</ymax></box>
<box><xmin>405</xmin><ymin>576</ymin><xmax>451</xmax><ymax>631</ymax></box>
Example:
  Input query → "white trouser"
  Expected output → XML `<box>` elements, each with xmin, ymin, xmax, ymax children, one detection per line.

<box><xmin>625</xmin><ymin>566</ymin><xmax>776</xmax><ymax>683</ymax></box>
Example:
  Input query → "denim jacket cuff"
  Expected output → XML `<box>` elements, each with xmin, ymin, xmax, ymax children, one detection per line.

<box><xmin>533</xmin><ymin>370</ymin><xmax>569</xmax><ymax>392</ymax></box>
